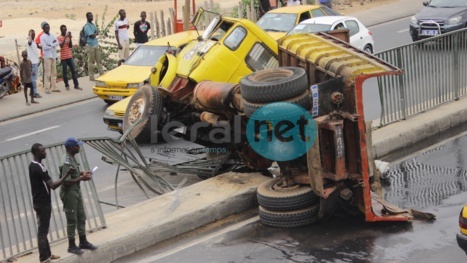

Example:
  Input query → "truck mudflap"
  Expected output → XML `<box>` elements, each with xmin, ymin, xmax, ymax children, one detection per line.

<box><xmin>278</xmin><ymin>33</ymin><xmax>433</xmax><ymax>222</ymax></box>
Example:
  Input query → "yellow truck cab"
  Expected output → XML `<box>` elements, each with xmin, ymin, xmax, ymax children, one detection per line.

<box><xmin>93</xmin><ymin>30</ymin><xmax>199</xmax><ymax>104</ymax></box>
<box><xmin>150</xmin><ymin>12</ymin><xmax>279</xmax><ymax>93</ymax></box>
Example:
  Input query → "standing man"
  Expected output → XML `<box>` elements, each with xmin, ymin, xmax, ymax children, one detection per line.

<box><xmin>29</xmin><ymin>143</ymin><xmax>74</xmax><ymax>263</ymax></box>
<box><xmin>59</xmin><ymin>137</ymin><xmax>97</xmax><ymax>255</ymax></box>
<box><xmin>27</xmin><ymin>29</ymin><xmax>42</xmax><ymax>98</ymax></box>
<box><xmin>84</xmin><ymin>12</ymin><xmax>104</xmax><ymax>81</ymax></box>
<box><xmin>134</xmin><ymin>11</ymin><xmax>150</xmax><ymax>46</ymax></box>
<box><xmin>319</xmin><ymin>0</ymin><xmax>332</xmax><ymax>9</ymax></box>
<box><xmin>57</xmin><ymin>25</ymin><xmax>81</xmax><ymax>91</ymax></box>
<box><xmin>114</xmin><ymin>9</ymin><xmax>130</xmax><ymax>65</ymax></box>
<box><xmin>40</xmin><ymin>22</ymin><xmax>60</xmax><ymax>94</ymax></box>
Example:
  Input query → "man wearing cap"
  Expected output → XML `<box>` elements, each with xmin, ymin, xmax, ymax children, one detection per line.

<box><xmin>59</xmin><ymin>137</ymin><xmax>97</xmax><ymax>255</ymax></box>
<box><xmin>40</xmin><ymin>22</ymin><xmax>60</xmax><ymax>94</ymax></box>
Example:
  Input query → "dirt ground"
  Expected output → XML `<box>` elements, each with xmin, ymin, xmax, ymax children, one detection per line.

<box><xmin>0</xmin><ymin>0</ymin><xmax>397</xmax><ymax>62</ymax></box>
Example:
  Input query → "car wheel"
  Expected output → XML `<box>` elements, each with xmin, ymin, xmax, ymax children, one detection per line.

<box><xmin>123</xmin><ymin>84</ymin><xmax>164</xmax><ymax>143</ymax></box>
<box><xmin>257</xmin><ymin>178</ymin><xmax>318</xmax><ymax>212</ymax></box>
<box><xmin>240</xmin><ymin>67</ymin><xmax>308</xmax><ymax>103</ymax></box>
<box><xmin>363</xmin><ymin>44</ymin><xmax>373</xmax><ymax>54</ymax></box>
<box><xmin>104</xmin><ymin>100</ymin><xmax>115</xmax><ymax>105</ymax></box>
<box><xmin>0</xmin><ymin>81</ymin><xmax>9</xmax><ymax>99</ymax></box>
<box><xmin>242</xmin><ymin>90</ymin><xmax>312</xmax><ymax>118</ymax></box>
<box><xmin>258</xmin><ymin>204</ymin><xmax>319</xmax><ymax>228</ymax></box>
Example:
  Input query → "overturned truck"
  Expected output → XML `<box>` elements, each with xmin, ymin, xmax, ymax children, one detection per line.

<box><xmin>115</xmin><ymin>31</ymin><xmax>434</xmax><ymax>227</ymax></box>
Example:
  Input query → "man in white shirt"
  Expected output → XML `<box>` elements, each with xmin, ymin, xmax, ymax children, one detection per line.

<box><xmin>287</xmin><ymin>0</ymin><xmax>301</xmax><ymax>6</ymax></box>
<box><xmin>27</xmin><ymin>29</ymin><xmax>42</xmax><ymax>98</ymax></box>
<box><xmin>40</xmin><ymin>22</ymin><xmax>60</xmax><ymax>94</ymax></box>
<box><xmin>114</xmin><ymin>9</ymin><xmax>130</xmax><ymax>65</ymax></box>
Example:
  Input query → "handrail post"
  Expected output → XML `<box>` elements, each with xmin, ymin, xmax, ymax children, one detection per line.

<box><xmin>396</xmin><ymin>48</ymin><xmax>407</xmax><ymax>120</ymax></box>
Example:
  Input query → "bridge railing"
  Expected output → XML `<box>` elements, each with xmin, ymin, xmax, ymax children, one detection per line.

<box><xmin>0</xmin><ymin>143</ymin><xmax>106</xmax><ymax>261</ymax></box>
<box><xmin>374</xmin><ymin>28</ymin><xmax>467</xmax><ymax>126</ymax></box>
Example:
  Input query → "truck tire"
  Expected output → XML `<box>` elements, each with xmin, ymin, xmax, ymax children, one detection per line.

<box><xmin>240</xmin><ymin>67</ymin><xmax>308</xmax><ymax>103</ymax></box>
<box><xmin>258</xmin><ymin>204</ymin><xmax>319</xmax><ymax>228</ymax></box>
<box><xmin>242</xmin><ymin>90</ymin><xmax>312</xmax><ymax>118</ymax></box>
<box><xmin>257</xmin><ymin>178</ymin><xmax>318</xmax><ymax>211</ymax></box>
<box><xmin>123</xmin><ymin>84</ymin><xmax>163</xmax><ymax>143</ymax></box>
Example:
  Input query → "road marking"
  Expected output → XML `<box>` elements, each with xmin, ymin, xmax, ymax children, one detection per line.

<box><xmin>5</xmin><ymin>125</ymin><xmax>60</xmax><ymax>141</ymax></box>
<box><xmin>139</xmin><ymin>216</ymin><xmax>259</xmax><ymax>263</ymax></box>
<box><xmin>398</xmin><ymin>29</ymin><xmax>409</xmax><ymax>33</ymax></box>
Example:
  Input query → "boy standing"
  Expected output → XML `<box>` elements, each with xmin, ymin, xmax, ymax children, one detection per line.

<box><xmin>57</xmin><ymin>25</ymin><xmax>81</xmax><ymax>90</ymax></box>
<box><xmin>20</xmin><ymin>51</ymin><xmax>39</xmax><ymax>106</ymax></box>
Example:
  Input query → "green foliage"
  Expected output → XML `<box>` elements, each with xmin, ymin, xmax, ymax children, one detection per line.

<box><xmin>232</xmin><ymin>0</ymin><xmax>261</xmax><ymax>19</ymax></box>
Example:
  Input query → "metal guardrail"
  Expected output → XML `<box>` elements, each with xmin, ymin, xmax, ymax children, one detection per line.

<box><xmin>374</xmin><ymin>28</ymin><xmax>467</xmax><ymax>126</ymax></box>
<box><xmin>0</xmin><ymin>143</ymin><xmax>106</xmax><ymax>261</ymax></box>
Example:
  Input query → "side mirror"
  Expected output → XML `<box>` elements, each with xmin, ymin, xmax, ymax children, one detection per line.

<box><xmin>423</xmin><ymin>1</ymin><xmax>429</xmax><ymax>6</ymax></box>
<box><xmin>191</xmin><ymin>7</ymin><xmax>205</xmax><ymax>27</ymax></box>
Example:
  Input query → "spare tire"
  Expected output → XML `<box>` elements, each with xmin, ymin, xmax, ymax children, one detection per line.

<box><xmin>259</xmin><ymin>204</ymin><xmax>319</xmax><ymax>228</ymax></box>
<box><xmin>123</xmin><ymin>84</ymin><xmax>163</xmax><ymax>143</ymax></box>
<box><xmin>257</xmin><ymin>178</ymin><xmax>318</xmax><ymax>212</ymax></box>
<box><xmin>242</xmin><ymin>90</ymin><xmax>312</xmax><ymax>118</ymax></box>
<box><xmin>240</xmin><ymin>67</ymin><xmax>308</xmax><ymax>103</ymax></box>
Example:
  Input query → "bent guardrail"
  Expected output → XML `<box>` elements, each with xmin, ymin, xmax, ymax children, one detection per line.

<box><xmin>0</xmin><ymin>143</ymin><xmax>105</xmax><ymax>261</ymax></box>
<box><xmin>375</xmin><ymin>28</ymin><xmax>467</xmax><ymax>126</ymax></box>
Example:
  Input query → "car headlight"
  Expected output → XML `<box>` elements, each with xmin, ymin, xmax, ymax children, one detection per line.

<box><xmin>95</xmin><ymin>80</ymin><xmax>106</xmax><ymax>87</ymax></box>
<box><xmin>104</xmin><ymin>110</ymin><xmax>115</xmax><ymax>117</ymax></box>
<box><xmin>447</xmin><ymin>16</ymin><xmax>462</xmax><ymax>25</ymax></box>
<box><xmin>410</xmin><ymin>16</ymin><xmax>418</xmax><ymax>25</ymax></box>
<box><xmin>127</xmin><ymin>83</ymin><xmax>144</xmax><ymax>88</ymax></box>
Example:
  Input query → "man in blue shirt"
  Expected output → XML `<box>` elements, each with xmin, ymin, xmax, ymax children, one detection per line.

<box><xmin>84</xmin><ymin>12</ymin><xmax>104</xmax><ymax>81</ymax></box>
<box><xmin>319</xmin><ymin>0</ymin><xmax>332</xmax><ymax>9</ymax></box>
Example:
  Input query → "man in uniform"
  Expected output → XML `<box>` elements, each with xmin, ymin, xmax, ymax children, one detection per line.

<box><xmin>59</xmin><ymin>137</ymin><xmax>97</xmax><ymax>255</ymax></box>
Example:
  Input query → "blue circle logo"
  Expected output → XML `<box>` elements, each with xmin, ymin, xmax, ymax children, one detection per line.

<box><xmin>246</xmin><ymin>102</ymin><xmax>317</xmax><ymax>161</ymax></box>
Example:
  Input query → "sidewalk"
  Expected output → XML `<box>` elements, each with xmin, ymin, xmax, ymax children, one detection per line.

<box><xmin>0</xmin><ymin>77</ymin><xmax>96</xmax><ymax>122</ymax></box>
<box><xmin>7</xmin><ymin>1</ymin><xmax>467</xmax><ymax>263</ymax></box>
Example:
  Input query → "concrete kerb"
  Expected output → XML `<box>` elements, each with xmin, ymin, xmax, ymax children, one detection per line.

<box><xmin>372</xmin><ymin>95</ymin><xmax>467</xmax><ymax>159</ymax></box>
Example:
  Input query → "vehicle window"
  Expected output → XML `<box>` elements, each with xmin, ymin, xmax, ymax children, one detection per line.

<box><xmin>320</xmin><ymin>6</ymin><xmax>341</xmax><ymax>16</ymax></box>
<box><xmin>345</xmin><ymin>20</ymin><xmax>359</xmax><ymax>36</ymax></box>
<box><xmin>257</xmin><ymin>13</ymin><xmax>298</xmax><ymax>32</ymax></box>
<box><xmin>124</xmin><ymin>46</ymin><xmax>175</xmax><ymax>66</ymax></box>
<box><xmin>224</xmin><ymin>26</ymin><xmax>247</xmax><ymax>51</ymax></box>
<box><xmin>298</xmin><ymin>12</ymin><xmax>311</xmax><ymax>23</ymax></box>
<box><xmin>310</xmin><ymin>9</ymin><xmax>326</xmax><ymax>18</ymax></box>
<box><xmin>288</xmin><ymin>23</ymin><xmax>332</xmax><ymax>35</ymax></box>
<box><xmin>211</xmin><ymin>21</ymin><xmax>234</xmax><ymax>41</ymax></box>
<box><xmin>333</xmin><ymin>23</ymin><xmax>345</xmax><ymax>30</ymax></box>
<box><xmin>245</xmin><ymin>43</ymin><xmax>279</xmax><ymax>71</ymax></box>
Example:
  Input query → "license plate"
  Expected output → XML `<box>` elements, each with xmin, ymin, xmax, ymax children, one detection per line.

<box><xmin>421</xmin><ymin>30</ymin><xmax>439</xmax><ymax>36</ymax></box>
<box><xmin>108</xmin><ymin>95</ymin><xmax>124</xmax><ymax>100</ymax></box>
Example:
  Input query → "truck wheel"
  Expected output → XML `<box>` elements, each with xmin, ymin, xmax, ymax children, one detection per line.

<box><xmin>257</xmin><ymin>178</ymin><xmax>318</xmax><ymax>211</ymax></box>
<box><xmin>240</xmin><ymin>67</ymin><xmax>308</xmax><ymax>103</ymax></box>
<box><xmin>258</xmin><ymin>204</ymin><xmax>319</xmax><ymax>228</ymax></box>
<box><xmin>242</xmin><ymin>90</ymin><xmax>311</xmax><ymax>118</ymax></box>
<box><xmin>104</xmin><ymin>100</ymin><xmax>115</xmax><ymax>105</ymax></box>
<box><xmin>123</xmin><ymin>84</ymin><xmax>163</xmax><ymax>143</ymax></box>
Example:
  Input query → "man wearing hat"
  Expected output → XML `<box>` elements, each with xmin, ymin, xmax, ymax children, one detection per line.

<box><xmin>40</xmin><ymin>22</ymin><xmax>60</xmax><ymax>94</ymax></box>
<box><xmin>59</xmin><ymin>137</ymin><xmax>97</xmax><ymax>255</ymax></box>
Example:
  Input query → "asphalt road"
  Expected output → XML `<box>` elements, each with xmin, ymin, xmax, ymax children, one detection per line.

<box><xmin>115</xmin><ymin>132</ymin><xmax>467</xmax><ymax>263</ymax></box>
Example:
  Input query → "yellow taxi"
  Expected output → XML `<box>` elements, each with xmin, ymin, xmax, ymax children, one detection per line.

<box><xmin>93</xmin><ymin>30</ymin><xmax>199</xmax><ymax>104</ymax></box>
<box><xmin>256</xmin><ymin>5</ymin><xmax>341</xmax><ymax>39</ymax></box>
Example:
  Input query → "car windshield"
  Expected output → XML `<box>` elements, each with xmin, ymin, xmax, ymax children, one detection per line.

<box><xmin>257</xmin><ymin>13</ymin><xmax>298</xmax><ymax>32</ymax></box>
<box><xmin>287</xmin><ymin>23</ymin><xmax>332</xmax><ymax>35</ymax></box>
<box><xmin>124</xmin><ymin>46</ymin><xmax>175</xmax><ymax>66</ymax></box>
<box><xmin>428</xmin><ymin>0</ymin><xmax>467</xmax><ymax>7</ymax></box>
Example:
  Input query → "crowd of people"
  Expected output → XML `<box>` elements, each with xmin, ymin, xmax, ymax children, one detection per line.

<box><xmin>2</xmin><ymin>9</ymin><xmax>151</xmax><ymax>106</ymax></box>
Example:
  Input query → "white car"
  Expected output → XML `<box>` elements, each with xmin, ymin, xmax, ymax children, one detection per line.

<box><xmin>287</xmin><ymin>16</ymin><xmax>375</xmax><ymax>53</ymax></box>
